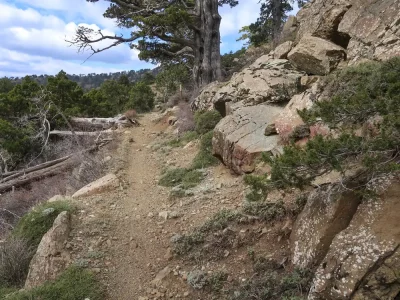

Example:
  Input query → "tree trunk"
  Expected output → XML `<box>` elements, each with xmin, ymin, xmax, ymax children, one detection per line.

<box><xmin>193</xmin><ymin>0</ymin><xmax>223</xmax><ymax>88</ymax></box>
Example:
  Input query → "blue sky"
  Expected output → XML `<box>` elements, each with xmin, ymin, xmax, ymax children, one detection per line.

<box><xmin>0</xmin><ymin>0</ymin><xmax>297</xmax><ymax>77</ymax></box>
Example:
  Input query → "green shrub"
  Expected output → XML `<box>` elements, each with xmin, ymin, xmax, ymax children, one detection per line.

<box><xmin>182</xmin><ymin>170</ymin><xmax>204</xmax><ymax>189</ymax></box>
<box><xmin>172</xmin><ymin>209</ymin><xmax>242</xmax><ymax>256</ymax></box>
<box><xmin>159</xmin><ymin>168</ymin><xmax>204</xmax><ymax>189</ymax></box>
<box><xmin>126</xmin><ymin>82</ymin><xmax>155</xmax><ymax>113</ymax></box>
<box><xmin>230</xmin><ymin>268</ymin><xmax>312</xmax><ymax>300</ymax></box>
<box><xmin>158</xmin><ymin>168</ymin><xmax>190</xmax><ymax>187</ymax></box>
<box><xmin>194</xmin><ymin>110</ymin><xmax>222</xmax><ymax>134</ymax></box>
<box><xmin>6</xmin><ymin>266</ymin><xmax>105</xmax><ymax>300</ymax></box>
<box><xmin>191</xmin><ymin>131</ymin><xmax>220</xmax><ymax>169</ymax></box>
<box><xmin>166</xmin><ymin>131</ymin><xmax>199</xmax><ymax>148</ymax></box>
<box><xmin>0</xmin><ymin>237</ymin><xmax>35</xmax><ymax>289</ymax></box>
<box><xmin>246</xmin><ymin>58</ymin><xmax>400</xmax><ymax>201</ymax></box>
<box><xmin>199</xmin><ymin>209</ymin><xmax>242</xmax><ymax>234</ymax></box>
<box><xmin>0</xmin><ymin>287</ymin><xmax>18</xmax><ymax>299</ymax></box>
<box><xmin>243</xmin><ymin>201</ymin><xmax>287</xmax><ymax>222</ymax></box>
<box><xmin>13</xmin><ymin>201</ymin><xmax>74</xmax><ymax>248</ymax></box>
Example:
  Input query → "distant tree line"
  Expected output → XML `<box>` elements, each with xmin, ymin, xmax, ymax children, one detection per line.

<box><xmin>0</xmin><ymin>70</ymin><xmax>155</xmax><ymax>170</ymax></box>
<box><xmin>3</xmin><ymin>68</ymin><xmax>159</xmax><ymax>90</ymax></box>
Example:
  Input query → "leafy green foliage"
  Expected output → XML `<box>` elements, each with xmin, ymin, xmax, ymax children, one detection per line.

<box><xmin>158</xmin><ymin>168</ymin><xmax>190</xmax><ymax>187</ymax></box>
<box><xmin>0</xmin><ymin>70</ymin><xmax>157</xmax><ymax>166</ymax></box>
<box><xmin>158</xmin><ymin>168</ymin><xmax>204</xmax><ymax>189</ymax></box>
<box><xmin>155</xmin><ymin>64</ymin><xmax>190</xmax><ymax>102</ymax></box>
<box><xmin>194</xmin><ymin>110</ymin><xmax>222</xmax><ymax>134</ymax></box>
<box><xmin>0</xmin><ymin>78</ymin><xmax>15</xmax><ymax>94</ymax></box>
<box><xmin>245</xmin><ymin>58</ymin><xmax>400</xmax><ymax>201</ymax></box>
<box><xmin>126</xmin><ymin>82</ymin><xmax>155</xmax><ymax>112</ymax></box>
<box><xmin>13</xmin><ymin>201</ymin><xmax>74</xmax><ymax>249</ymax></box>
<box><xmin>221</xmin><ymin>48</ymin><xmax>247</xmax><ymax>73</ymax></box>
<box><xmin>181</xmin><ymin>170</ymin><xmax>205</xmax><ymax>189</ymax></box>
<box><xmin>5</xmin><ymin>266</ymin><xmax>105</xmax><ymax>300</ymax></box>
<box><xmin>191</xmin><ymin>131</ymin><xmax>220</xmax><ymax>169</ymax></box>
<box><xmin>244</xmin><ymin>0</ymin><xmax>309</xmax><ymax>46</ymax></box>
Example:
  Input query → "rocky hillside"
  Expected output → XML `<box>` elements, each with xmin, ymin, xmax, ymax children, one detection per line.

<box><xmin>2</xmin><ymin>1</ymin><xmax>398</xmax><ymax>300</ymax></box>
<box><xmin>191</xmin><ymin>0</ymin><xmax>400</xmax><ymax>299</ymax></box>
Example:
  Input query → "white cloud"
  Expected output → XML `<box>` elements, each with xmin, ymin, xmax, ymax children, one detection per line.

<box><xmin>220</xmin><ymin>0</ymin><xmax>261</xmax><ymax>37</ymax></box>
<box><xmin>0</xmin><ymin>0</ymin><xmax>272</xmax><ymax>76</ymax></box>
<box><xmin>12</xmin><ymin>0</ymin><xmax>116</xmax><ymax>29</ymax></box>
<box><xmin>0</xmin><ymin>1</ymin><xmax>150</xmax><ymax>76</ymax></box>
<box><xmin>0</xmin><ymin>47</ymin><xmax>148</xmax><ymax>77</ymax></box>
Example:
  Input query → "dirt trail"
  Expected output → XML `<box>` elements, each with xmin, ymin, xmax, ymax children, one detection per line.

<box><xmin>69</xmin><ymin>112</ymin><xmax>287</xmax><ymax>300</ymax></box>
<box><xmin>106</xmin><ymin>114</ymin><xmax>175</xmax><ymax>299</ymax></box>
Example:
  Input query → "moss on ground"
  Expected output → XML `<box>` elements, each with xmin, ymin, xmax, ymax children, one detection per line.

<box><xmin>4</xmin><ymin>266</ymin><xmax>105</xmax><ymax>300</ymax></box>
<box><xmin>13</xmin><ymin>201</ymin><xmax>75</xmax><ymax>249</ymax></box>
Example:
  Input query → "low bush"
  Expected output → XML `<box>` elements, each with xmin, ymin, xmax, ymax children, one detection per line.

<box><xmin>158</xmin><ymin>168</ymin><xmax>190</xmax><ymax>187</ymax></box>
<box><xmin>245</xmin><ymin>58</ymin><xmax>400</xmax><ymax>202</ymax></box>
<box><xmin>177</xmin><ymin>102</ymin><xmax>196</xmax><ymax>134</ymax></box>
<box><xmin>159</xmin><ymin>168</ymin><xmax>204</xmax><ymax>190</ymax></box>
<box><xmin>191</xmin><ymin>131</ymin><xmax>220</xmax><ymax>169</ymax></box>
<box><xmin>5</xmin><ymin>266</ymin><xmax>105</xmax><ymax>300</ymax></box>
<box><xmin>172</xmin><ymin>209</ymin><xmax>243</xmax><ymax>256</ymax></box>
<box><xmin>231</xmin><ymin>268</ymin><xmax>313</xmax><ymax>300</ymax></box>
<box><xmin>194</xmin><ymin>110</ymin><xmax>222</xmax><ymax>134</ymax></box>
<box><xmin>181</xmin><ymin>170</ymin><xmax>204</xmax><ymax>189</ymax></box>
<box><xmin>0</xmin><ymin>237</ymin><xmax>35</xmax><ymax>289</ymax></box>
<box><xmin>166</xmin><ymin>131</ymin><xmax>199</xmax><ymax>148</ymax></box>
<box><xmin>243</xmin><ymin>201</ymin><xmax>287</xmax><ymax>222</ymax></box>
<box><xmin>13</xmin><ymin>201</ymin><xmax>74</xmax><ymax>248</ymax></box>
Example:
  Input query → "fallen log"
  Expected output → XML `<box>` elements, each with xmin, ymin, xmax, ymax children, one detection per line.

<box><xmin>49</xmin><ymin>130</ymin><xmax>112</xmax><ymax>137</ymax></box>
<box><xmin>0</xmin><ymin>157</ymin><xmax>79</xmax><ymax>193</ymax></box>
<box><xmin>0</xmin><ymin>155</ymin><xmax>72</xmax><ymax>183</ymax></box>
<box><xmin>70</xmin><ymin>117</ymin><xmax>133</xmax><ymax>130</ymax></box>
<box><xmin>0</xmin><ymin>143</ymin><xmax>107</xmax><ymax>184</ymax></box>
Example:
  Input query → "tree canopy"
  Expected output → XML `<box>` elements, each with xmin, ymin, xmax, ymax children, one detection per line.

<box><xmin>241</xmin><ymin>0</ymin><xmax>308</xmax><ymax>46</ymax></box>
<box><xmin>69</xmin><ymin>0</ymin><xmax>239</xmax><ymax>87</ymax></box>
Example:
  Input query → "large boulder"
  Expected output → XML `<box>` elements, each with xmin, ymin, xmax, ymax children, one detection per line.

<box><xmin>191</xmin><ymin>81</ymin><xmax>226</xmax><ymax>112</ymax></box>
<box><xmin>338</xmin><ymin>0</ymin><xmax>400</xmax><ymax>62</ymax></box>
<box><xmin>72</xmin><ymin>173</ymin><xmax>119</xmax><ymax>198</ymax></box>
<box><xmin>295</xmin><ymin>0</ymin><xmax>400</xmax><ymax>62</ymax></box>
<box><xmin>212</xmin><ymin>104</ymin><xmax>283</xmax><ymax>174</ymax></box>
<box><xmin>273</xmin><ymin>41</ymin><xmax>294</xmax><ymax>59</ymax></box>
<box><xmin>211</xmin><ymin>58</ymin><xmax>304</xmax><ymax>113</ymax></box>
<box><xmin>274</xmin><ymin>81</ymin><xmax>320</xmax><ymax>141</ymax></box>
<box><xmin>280</xmin><ymin>16</ymin><xmax>299</xmax><ymax>42</ymax></box>
<box><xmin>25</xmin><ymin>211</ymin><xmax>71</xmax><ymax>289</ymax></box>
<box><xmin>309</xmin><ymin>180</ymin><xmax>400</xmax><ymax>299</ymax></box>
<box><xmin>296</xmin><ymin>0</ymin><xmax>352</xmax><ymax>47</ymax></box>
<box><xmin>290</xmin><ymin>184</ymin><xmax>362</xmax><ymax>269</ymax></box>
<box><xmin>288</xmin><ymin>36</ymin><xmax>346</xmax><ymax>75</ymax></box>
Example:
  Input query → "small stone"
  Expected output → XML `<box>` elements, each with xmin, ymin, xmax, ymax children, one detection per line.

<box><xmin>159</xmin><ymin>211</ymin><xmax>170</xmax><ymax>220</ymax></box>
<box><xmin>164</xmin><ymin>248</ymin><xmax>173</xmax><ymax>261</ymax></box>
<box><xmin>42</xmin><ymin>208</ymin><xmax>55</xmax><ymax>216</ymax></box>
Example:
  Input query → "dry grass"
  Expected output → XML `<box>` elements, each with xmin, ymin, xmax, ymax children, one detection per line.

<box><xmin>0</xmin><ymin>175</ymin><xmax>67</xmax><ymax>236</ymax></box>
<box><xmin>0</xmin><ymin>134</ymin><xmax>111</xmax><ymax>238</ymax></box>
<box><xmin>176</xmin><ymin>102</ymin><xmax>196</xmax><ymax>134</ymax></box>
<box><xmin>167</xmin><ymin>89</ymin><xmax>191</xmax><ymax>108</ymax></box>
<box><xmin>0</xmin><ymin>237</ymin><xmax>35</xmax><ymax>288</ymax></box>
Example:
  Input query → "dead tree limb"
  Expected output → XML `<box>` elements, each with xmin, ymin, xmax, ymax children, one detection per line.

<box><xmin>0</xmin><ymin>155</ymin><xmax>72</xmax><ymax>183</ymax></box>
<box><xmin>0</xmin><ymin>157</ymin><xmax>79</xmax><ymax>193</ymax></box>
<box><xmin>49</xmin><ymin>130</ymin><xmax>112</xmax><ymax>137</ymax></box>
